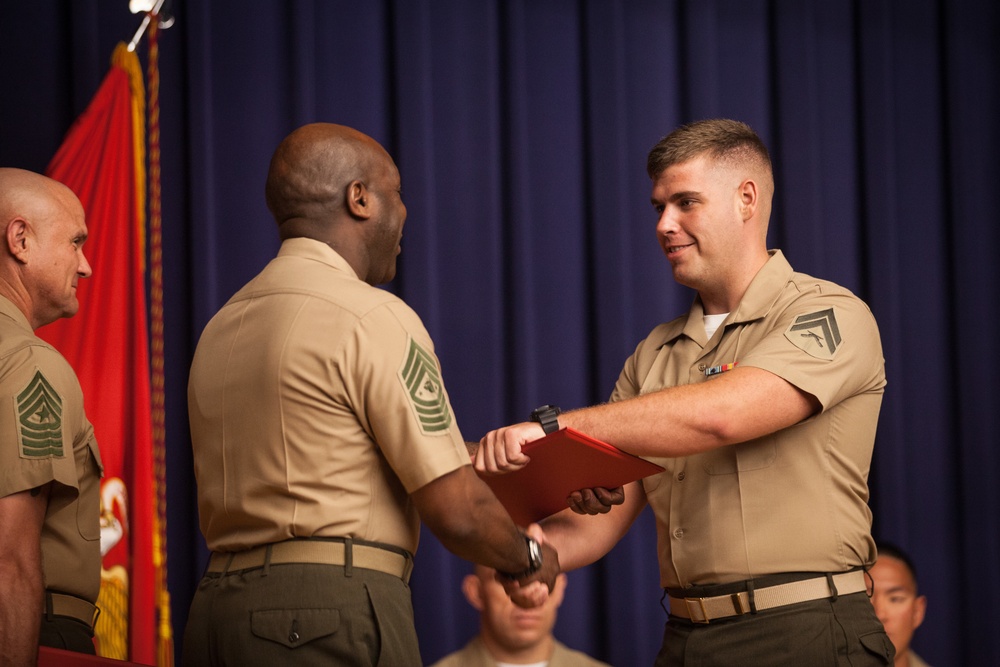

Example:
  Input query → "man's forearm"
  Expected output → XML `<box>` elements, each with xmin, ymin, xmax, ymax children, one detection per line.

<box><xmin>559</xmin><ymin>367</ymin><xmax>817</xmax><ymax>458</ymax></box>
<box><xmin>412</xmin><ymin>466</ymin><xmax>558</xmax><ymax>591</ymax></box>
<box><xmin>0</xmin><ymin>565</ymin><xmax>44</xmax><ymax>666</ymax></box>
<box><xmin>0</xmin><ymin>486</ymin><xmax>50</xmax><ymax>665</ymax></box>
<box><xmin>539</xmin><ymin>481</ymin><xmax>648</xmax><ymax>571</ymax></box>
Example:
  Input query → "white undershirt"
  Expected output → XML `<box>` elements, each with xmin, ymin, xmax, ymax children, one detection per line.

<box><xmin>703</xmin><ymin>312</ymin><xmax>729</xmax><ymax>339</ymax></box>
<box><xmin>497</xmin><ymin>662</ymin><xmax>547</xmax><ymax>667</ymax></box>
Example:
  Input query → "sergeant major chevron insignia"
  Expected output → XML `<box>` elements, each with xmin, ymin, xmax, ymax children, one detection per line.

<box><xmin>784</xmin><ymin>308</ymin><xmax>841</xmax><ymax>360</ymax></box>
<box><xmin>17</xmin><ymin>369</ymin><xmax>64</xmax><ymax>458</ymax></box>
<box><xmin>399</xmin><ymin>337</ymin><xmax>452</xmax><ymax>434</ymax></box>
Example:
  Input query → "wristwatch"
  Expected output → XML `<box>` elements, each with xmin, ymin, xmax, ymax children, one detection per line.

<box><xmin>529</xmin><ymin>404</ymin><xmax>561</xmax><ymax>435</ymax></box>
<box><xmin>499</xmin><ymin>535</ymin><xmax>544</xmax><ymax>580</ymax></box>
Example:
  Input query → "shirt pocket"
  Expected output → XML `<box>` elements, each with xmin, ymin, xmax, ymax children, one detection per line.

<box><xmin>76</xmin><ymin>437</ymin><xmax>102</xmax><ymax>541</ymax></box>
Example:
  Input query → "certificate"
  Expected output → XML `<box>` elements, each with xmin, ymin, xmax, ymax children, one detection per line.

<box><xmin>480</xmin><ymin>427</ymin><xmax>664</xmax><ymax>526</ymax></box>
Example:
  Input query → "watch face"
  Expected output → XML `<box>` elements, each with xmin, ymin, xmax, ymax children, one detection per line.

<box><xmin>527</xmin><ymin>537</ymin><xmax>542</xmax><ymax>570</ymax></box>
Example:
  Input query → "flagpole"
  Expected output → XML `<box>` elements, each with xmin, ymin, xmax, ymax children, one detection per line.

<box><xmin>139</xmin><ymin>12</ymin><xmax>175</xmax><ymax>666</ymax></box>
<box><xmin>127</xmin><ymin>2</ymin><xmax>176</xmax><ymax>663</ymax></box>
<box><xmin>127</xmin><ymin>0</ymin><xmax>174</xmax><ymax>53</ymax></box>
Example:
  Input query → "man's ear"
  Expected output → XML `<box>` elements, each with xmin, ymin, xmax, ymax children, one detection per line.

<box><xmin>461</xmin><ymin>574</ymin><xmax>485</xmax><ymax>612</ymax></box>
<box><xmin>738</xmin><ymin>179</ymin><xmax>759</xmax><ymax>221</ymax></box>
<box><xmin>345</xmin><ymin>180</ymin><xmax>372</xmax><ymax>220</ymax></box>
<box><xmin>912</xmin><ymin>594</ymin><xmax>927</xmax><ymax>630</ymax></box>
<box><xmin>5</xmin><ymin>218</ymin><xmax>30</xmax><ymax>263</ymax></box>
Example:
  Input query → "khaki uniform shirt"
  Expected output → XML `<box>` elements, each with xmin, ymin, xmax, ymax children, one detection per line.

<box><xmin>0</xmin><ymin>296</ymin><xmax>102</xmax><ymax>603</ymax></box>
<box><xmin>612</xmin><ymin>251</ymin><xmax>885</xmax><ymax>589</ymax></box>
<box><xmin>430</xmin><ymin>636</ymin><xmax>612</xmax><ymax>667</ymax></box>
<box><xmin>188</xmin><ymin>238</ymin><xmax>470</xmax><ymax>554</ymax></box>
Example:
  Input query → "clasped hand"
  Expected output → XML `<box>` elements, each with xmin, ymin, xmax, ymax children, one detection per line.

<box><xmin>475</xmin><ymin>421</ymin><xmax>627</xmax><ymax>516</ymax></box>
<box><xmin>499</xmin><ymin>523</ymin><xmax>559</xmax><ymax>608</ymax></box>
<box><xmin>474</xmin><ymin>421</ymin><xmax>540</xmax><ymax>474</ymax></box>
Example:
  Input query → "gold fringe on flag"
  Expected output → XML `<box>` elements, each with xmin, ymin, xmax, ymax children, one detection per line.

<box><xmin>111</xmin><ymin>43</ymin><xmax>147</xmax><ymax>269</ymax></box>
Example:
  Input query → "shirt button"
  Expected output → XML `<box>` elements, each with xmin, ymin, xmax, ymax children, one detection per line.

<box><xmin>677</xmin><ymin>471</ymin><xmax>686</xmax><ymax>481</ymax></box>
<box><xmin>673</xmin><ymin>528</ymin><xmax>685</xmax><ymax>539</ymax></box>
<box><xmin>698</xmin><ymin>364</ymin><xmax>707</xmax><ymax>371</ymax></box>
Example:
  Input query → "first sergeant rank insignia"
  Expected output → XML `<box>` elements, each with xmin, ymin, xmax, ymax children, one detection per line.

<box><xmin>399</xmin><ymin>336</ymin><xmax>453</xmax><ymax>435</ymax></box>
<box><xmin>784</xmin><ymin>308</ymin><xmax>841</xmax><ymax>360</ymax></box>
<box><xmin>17</xmin><ymin>369</ymin><xmax>64</xmax><ymax>458</ymax></box>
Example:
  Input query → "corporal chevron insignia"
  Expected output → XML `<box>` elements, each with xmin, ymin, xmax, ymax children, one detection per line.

<box><xmin>784</xmin><ymin>308</ymin><xmax>841</xmax><ymax>360</ymax></box>
<box><xmin>17</xmin><ymin>370</ymin><xmax>64</xmax><ymax>458</ymax></box>
<box><xmin>399</xmin><ymin>337</ymin><xmax>452</xmax><ymax>434</ymax></box>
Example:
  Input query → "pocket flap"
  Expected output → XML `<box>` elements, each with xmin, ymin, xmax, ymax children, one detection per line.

<box><xmin>859</xmin><ymin>630</ymin><xmax>894</xmax><ymax>663</ymax></box>
<box><xmin>251</xmin><ymin>608</ymin><xmax>340</xmax><ymax>648</ymax></box>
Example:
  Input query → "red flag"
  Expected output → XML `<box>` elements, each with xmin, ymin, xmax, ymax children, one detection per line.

<box><xmin>38</xmin><ymin>43</ymin><xmax>169</xmax><ymax>665</ymax></box>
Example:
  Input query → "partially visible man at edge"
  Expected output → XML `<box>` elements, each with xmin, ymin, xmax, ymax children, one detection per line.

<box><xmin>182</xmin><ymin>123</ymin><xmax>558</xmax><ymax>666</ymax></box>
<box><xmin>869</xmin><ymin>542</ymin><xmax>931</xmax><ymax>667</ymax></box>
<box><xmin>476</xmin><ymin>119</ymin><xmax>892</xmax><ymax>666</ymax></box>
<box><xmin>0</xmin><ymin>168</ymin><xmax>101</xmax><ymax>665</ymax></box>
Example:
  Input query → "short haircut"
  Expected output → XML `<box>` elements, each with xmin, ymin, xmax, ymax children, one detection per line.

<box><xmin>876</xmin><ymin>541</ymin><xmax>919</xmax><ymax>583</ymax></box>
<box><xmin>646</xmin><ymin>118</ymin><xmax>772</xmax><ymax>180</ymax></box>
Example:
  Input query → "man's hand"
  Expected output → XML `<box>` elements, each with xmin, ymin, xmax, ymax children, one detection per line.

<box><xmin>475</xmin><ymin>422</ymin><xmax>545</xmax><ymax>474</ymax></box>
<box><xmin>567</xmin><ymin>486</ymin><xmax>626</xmax><ymax>515</ymax></box>
<box><xmin>500</xmin><ymin>523</ymin><xmax>559</xmax><ymax>608</ymax></box>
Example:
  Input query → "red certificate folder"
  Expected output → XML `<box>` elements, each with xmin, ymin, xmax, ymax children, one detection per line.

<box><xmin>480</xmin><ymin>427</ymin><xmax>664</xmax><ymax>526</ymax></box>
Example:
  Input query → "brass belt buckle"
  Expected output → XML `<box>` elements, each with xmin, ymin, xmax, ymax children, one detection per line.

<box><xmin>684</xmin><ymin>597</ymin><xmax>712</xmax><ymax>624</ymax></box>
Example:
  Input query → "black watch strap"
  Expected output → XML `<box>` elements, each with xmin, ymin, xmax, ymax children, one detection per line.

<box><xmin>530</xmin><ymin>404</ymin><xmax>561</xmax><ymax>435</ymax></box>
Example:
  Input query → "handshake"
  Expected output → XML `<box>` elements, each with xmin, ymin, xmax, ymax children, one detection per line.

<box><xmin>471</xmin><ymin>416</ymin><xmax>636</xmax><ymax>608</ymax></box>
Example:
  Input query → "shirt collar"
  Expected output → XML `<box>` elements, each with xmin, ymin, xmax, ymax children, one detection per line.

<box><xmin>277</xmin><ymin>237</ymin><xmax>361</xmax><ymax>281</ymax></box>
<box><xmin>657</xmin><ymin>249</ymin><xmax>793</xmax><ymax>348</ymax></box>
<box><xmin>729</xmin><ymin>249</ymin><xmax>793</xmax><ymax>324</ymax></box>
<box><xmin>0</xmin><ymin>294</ymin><xmax>33</xmax><ymax>333</ymax></box>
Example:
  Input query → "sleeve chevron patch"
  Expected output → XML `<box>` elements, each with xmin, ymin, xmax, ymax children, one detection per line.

<box><xmin>784</xmin><ymin>308</ymin><xmax>841</xmax><ymax>360</ymax></box>
<box><xmin>399</xmin><ymin>337</ymin><xmax>452</xmax><ymax>434</ymax></box>
<box><xmin>17</xmin><ymin>369</ymin><xmax>64</xmax><ymax>458</ymax></box>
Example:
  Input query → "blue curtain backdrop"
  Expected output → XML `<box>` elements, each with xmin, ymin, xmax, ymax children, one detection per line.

<box><xmin>1</xmin><ymin>1</ymin><xmax>997</xmax><ymax>665</ymax></box>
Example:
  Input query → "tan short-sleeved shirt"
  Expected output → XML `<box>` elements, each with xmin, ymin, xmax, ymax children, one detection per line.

<box><xmin>612</xmin><ymin>251</ymin><xmax>885</xmax><ymax>589</ymax></box>
<box><xmin>430</xmin><ymin>636</ymin><xmax>612</xmax><ymax>667</ymax></box>
<box><xmin>0</xmin><ymin>297</ymin><xmax>102</xmax><ymax>603</ymax></box>
<box><xmin>188</xmin><ymin>238</ymin><xmax>470</xmax><ymax>554</ymax></box>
